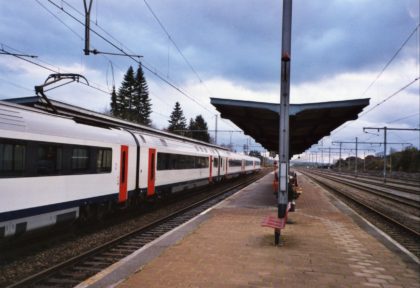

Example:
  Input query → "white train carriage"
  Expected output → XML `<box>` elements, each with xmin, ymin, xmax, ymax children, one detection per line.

<box><xmin>131</xmin><ymin>131</ymin><xmax>219</xmax><ymax>198</ymax></box>
<box><xmin>0</xmin><ymin>103</ymin><xmax>137</xmax><ymax>237</ymax></box>
<box><xmin>226</xmin><ymin>151</ymin><xmax>245</xmax><ymax>178</ymax></box>
<box><xmin>244</xmin><ymin>155</ymin><xmax>261</xmax><ymax>174</ymax></box>
<box><xmin>0</xmin><ymin>100</ymin><xmax>261</xmax><ymax>238</ymax></box>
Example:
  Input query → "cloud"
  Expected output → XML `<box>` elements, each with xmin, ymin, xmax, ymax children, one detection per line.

<box><xmin>0</xmin><ymin>0</ymin><xmax>418</xmax><ymax>153</ymax></box>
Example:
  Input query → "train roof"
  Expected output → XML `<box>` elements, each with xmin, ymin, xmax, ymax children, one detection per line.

<box><xmin>3</xmin><ymin>96</ymin><xmax>228</xmax><ymax>151</ymax></box>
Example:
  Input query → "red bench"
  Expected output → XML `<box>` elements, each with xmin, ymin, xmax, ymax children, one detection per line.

<box><xmin>261</xmin><ymin>202</ymin><xmax>291</xmax><ymax>230</ymax></box>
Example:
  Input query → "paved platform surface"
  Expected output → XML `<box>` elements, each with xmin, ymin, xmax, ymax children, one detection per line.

<box><xmin>97</xmin><ymin>171</ymin><xmax>419</xmax><ymax>287</ymax></box>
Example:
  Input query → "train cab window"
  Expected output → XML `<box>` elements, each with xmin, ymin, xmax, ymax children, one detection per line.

<box><xmin>71</xmin><ymin>148</ymin><xmax>89</xmax><ymax>171</ymax></box>
<box><xmin>36</xmin><ymin>145</ymin><xmax>62</xmax><ymax>175</ymax></box>
<box><xmin>0</xmin><ymin>142</ymin><xmax>26</xmax><ymax>177</ymax></box>
<box><xmin>97</xmin><ymin>148</ymin><xmax>112</xmax><ymax>173</ymax></box>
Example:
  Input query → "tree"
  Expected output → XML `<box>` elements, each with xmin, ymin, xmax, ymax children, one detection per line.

<box><xmin>168</xmin><ymin>102</ymin><xmax>187</xmax><ymax>135</ymax></box>
<box><xmin>187</xmin><ymin>115</ymin><xmax>210</xmax><ymax>143</ymax></box>
<box><xmin>115</xmin><ymin>66</ymin><xmax>136</xmax><ymax>121</ymax></box>
<box><xmin>110</xmin><ymin>86</ymin><xmax>119</xmax><ymax>116</ymax></box>
<box><xmin>111</xmin><ymin>65</ymin><xmax>153</xmax><ymax>126</ymax></box>
<box><xmin>188</xmin><ymin>118</ymin><xmax>197</xmax><ymax>138</ymax></box>
<box><xmin>133</xmin><ymin>65</ymin><xmax>152</xmax><ymax>126</ymax></box>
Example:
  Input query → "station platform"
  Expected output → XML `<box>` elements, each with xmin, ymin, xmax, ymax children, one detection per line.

<box><xmin>79</xmin><ymin>171</ymin><xmax>419</xmax><ymax>288</ymax></box>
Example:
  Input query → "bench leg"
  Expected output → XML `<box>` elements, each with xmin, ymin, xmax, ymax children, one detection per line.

<box><xmin>274</xmin><ymin>228</ymin><xmax>280</xmax><ymax>245</ymax></box>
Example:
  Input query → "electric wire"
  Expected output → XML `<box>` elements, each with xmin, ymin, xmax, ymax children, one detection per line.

<box><xmin>387</xmin><ymin>113</ymin><xmax>420</xmax><ymax>124</ymax></box>
<box><xmin>55</xmin><ymin>0</ymin><xmax>239</xmax><ymax>131</ymax></box>
<box><xmin>47</xmin><ymin>0</ymin><xmax>215</xmax><ymax>116</ymax></box>
<box><xmin>358</xmin><ymin>77</ymin><xmax>419</xmax><ymax>118</ymax></box>
<box><xmin>0</xmin><ymin>77</ymin><xmax>33</xmax><ymax>92</ymax></box>
<box><xmin>142</xmin><ymin>0</ymin><xmax>238</xmax><ymax>130</ymax></box>
<box><xmin>330</xmin><ymin>24</ymin><xmax>420</xmax><ymax>138</ymax></box>
<box><xmin>360</xmin><ymin>23</ymin><xmax>419</xmax><ymax>98</ymax></box>
<box><xmin>1</xmin><ymin>47</ymin><xmax>111</xmax><ymax>95</ymax></box>
<box><xmin>37</xmin><ymin>1</ymin><xmax>218</xmax><ymax>132</ymax></box>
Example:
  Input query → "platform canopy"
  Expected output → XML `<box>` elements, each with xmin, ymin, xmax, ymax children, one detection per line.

<box><xmin>210</xmin><ymin>97</ymin><xmax>370</xmax><ymax>157</ymax></box>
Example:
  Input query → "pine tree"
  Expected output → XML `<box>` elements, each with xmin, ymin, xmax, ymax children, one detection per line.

<box><xmin>188</xmin><ymin>118</ymin><xmax>197</xmax><ymax>138</ymax></box>
<box><xmin>116</xmin><ymin>66</ymin><xmax>136</xmax><ymax>121</ymax></box>
<box><xmin>192</xmin><ymin>115</ymin><xmax>210</xmax><ymax>143</ymax></box>
<box><xmin>133</xmin><ymin>65</ymin><xmax>152</xmax><ymax>126</ymax></box>
<box><xmin>110</xmin><ymin>86</ymin><xmax>119</xmax><ymax>117</ymax></box>
<box><xmin>168</xmin><ymin>102</ymin><xmax>187</xmax><ymax>135</ymax></box>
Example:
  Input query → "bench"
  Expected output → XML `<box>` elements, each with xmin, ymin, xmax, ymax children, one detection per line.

<box><xmin>261</xmin><ymin>202</ymin><xmax>291</xmax><ymax>230</ymax></box>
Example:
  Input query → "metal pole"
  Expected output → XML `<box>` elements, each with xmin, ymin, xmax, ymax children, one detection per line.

<box><xmin>83</xmin><ymin>0</ymin><xmax>94</xmax><ymax>55</ymax></box>
<box><xmin>215</xmin><ymin>115</ymin><xmax>218</xmax><ymax>145</ymax></box>
<box><xmin>276</xmin><ymin>0</ymin><xmax>292</xmax><ymax>246</ymax></box>
<box><xmin>363</xmin><ymin>151</ymin><xmax>366</xmax><ymax>172</ymax></box>
<box><xmin>339</xmin><ymin>142</ymin><xmax>342</xmax><ymax>172</ymax></box>
<box><xmin>383</xmin><ymin>126</ymin><xmax>387</xmax><ymax>183</ymax></box>
<box><xmin>355</xmin><ymin>137</ymin><xmax>358</xmax><ymax>176</ymax></box>
<box><xmin>328</xmin><ymin>147</ymin><xmax>331</xmax><ymax>169</ymax></box>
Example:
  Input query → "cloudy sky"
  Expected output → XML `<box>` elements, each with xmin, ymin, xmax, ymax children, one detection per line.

<box><xmin>0</xmin><ymin>0</ymin><xmax>419</xmax><ymax>160</ymax></box>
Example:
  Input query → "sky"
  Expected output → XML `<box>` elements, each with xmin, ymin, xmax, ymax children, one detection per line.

<box><xmin>0</xmin><ymin>0</ymin><xmax>419</xmax><ymax>162</ymax></box>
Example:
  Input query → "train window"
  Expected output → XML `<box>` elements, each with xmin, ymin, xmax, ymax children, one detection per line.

<box><xmin>157</xmin><ymin>153</ymin><xmax>209</xmax><ymax>170</ymax></box>
<box><xmin>195</xmin><ymin>156</ymin><xmax>209</xmax><ymax>168</ymax></box>
<box><xmin>71</xmin><ymin>148</ymin><xmax>89</xmax><ymax>171</ymax></box>
<box><xmin>228</xmin><ymin>159</ymin><xmax>242</xmax><ymax>167</ymax></box>
<box><xmin>97</xmin><ymin>148</ymin><xmax>112</xmax><ymax>173</ymax></box>
<box><xmin>0</xmin><ymin>142</ymin><xmax>26</xmax><ymax>177</ymax></box>
<box><xmin>36</xmin><ymin>144</ymin><xmax>62</xmax><ymax>175</ymax></box>
<box><xmin>246</xmin><ymin>160</ymin><xmax>253</xmax><ymax>166</ymax></box>
<box><xmin>213</xmin><ymin>158</ymin><xmax>219</xmax><ymax>167</ymax></box>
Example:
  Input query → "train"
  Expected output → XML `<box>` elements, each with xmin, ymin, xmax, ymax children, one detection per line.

<box><xmin>0</xmin><ymin>99</ymin><xmax>261</xmax><ymax>238</ymax></box>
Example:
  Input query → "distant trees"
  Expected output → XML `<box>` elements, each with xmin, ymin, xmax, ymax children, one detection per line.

<box><xmin>167</xmin><ymin>102</ymin><xmax>211</xmax><ymax>143</ymax></box>
<box><xmin>332</xmin><ymin>147</ymin><xmax>420</xmax><ymax>174</ymax></box>
<box><xmin>167</xmin><ymin>102</ymin><xmax>187</xmax><ymax>135</ymax></box>
<box><xmin>188</xmin><ymin>115</ymin><xmax>210</xmax><ymax>143</ymax></box>
<box><xmin>110</xmin><ymin>65</ymin><xmax>152</xmax><ymax>126</ymax></box>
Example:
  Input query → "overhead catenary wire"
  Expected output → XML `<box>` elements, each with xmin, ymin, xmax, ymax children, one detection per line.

<box><xmin>142</xmin><ymin>0</ymin><xmax>238</xmax><ymax>131</ymax></box>
<box><xmin>331</xmin><ymin>23</ymin><xmax>420</xmax><ymax>137</ymax></box>
<box><xmin>46</xmin><ymin>0</ymin><xmax>220</xmax><ymax>119</ymax></box>
<box><xmin>359</xmin><ymin>77</ymin><xmax>419</xmax><ymax>118</ymax></box>
<box><xmin>57</xmin><ymin>0</ymin><xmax>239</xmax><ymax>131</ymax></box>
<box><xmin>0</xmin><ymin>77</ymin><xmax>33</xmax><ymax>92</ymax></box>
<box><xmin>360</xmin><ymin>23</ymin><xmax>420</xmax><ymax>98</ymax></box>
<box><xmin>1</xmin><ymin>46</ymin><xmax>111</xmax><ymax>95</ymax></box>
<box><xmin>387</xmin><ymin>113</ymin><xmax>420</xmax><ymax>124</ymax></box>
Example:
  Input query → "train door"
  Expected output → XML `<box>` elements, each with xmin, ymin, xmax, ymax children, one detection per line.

<box><xmin>226</xmin><ymin>158</ymin><xmax>228</xmax><ymax>175</ymax></box>
<box><xmin>209</xmin><ymin>156</ymin><xmax>213</xmax><ymax>182</ymax></box>
<box><xmin>147</xmin><ymin>148</ymin><xmax>156</xmax><ymax>196</ymax></box>
<box><xmin>119</xmin><ymin>145</ymin><xmax>129</xmax><ymax>203</ymax></box>
<box><xmin>217</xmin><ymin>156</ymin><xmax>221</xmax><ymax>179</ymax></box>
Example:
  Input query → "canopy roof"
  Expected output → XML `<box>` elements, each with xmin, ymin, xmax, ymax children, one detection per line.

<box><xmin>210</xmin><ymin>98</ymin><xmax>370</xmax><ymax>157</ymax></box>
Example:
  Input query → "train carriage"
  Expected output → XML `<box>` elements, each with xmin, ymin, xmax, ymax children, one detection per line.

<box><xmin>0</xmin><ymin>100</ymin><xmax>261</xmax><ymax>238</ymax></box>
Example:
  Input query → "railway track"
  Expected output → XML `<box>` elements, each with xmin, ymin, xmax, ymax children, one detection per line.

<box><xmin>304</xmin><ymin>169</ymin><xmax>419</xmax><ymax>209</ymax></box>
<box><xmin>298</xmin><ymin>169</ymin><xmax>420</xmax><ymax>262</ymax></box>
<box><xmin>329</xmin><ymin>170</ymin><xmax>420</xmax><ymax>191</ymax></box>
<box><xmin>4</xmin><ymin>172</ymin><xmax>266</xmax><ymax>288</ymax></box>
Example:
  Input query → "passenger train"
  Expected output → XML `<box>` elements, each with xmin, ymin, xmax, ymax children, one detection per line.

<box><xmin>0</xmin><ymin>100</ymin><xmax>261</xmax><ymax>237</ymax></box>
